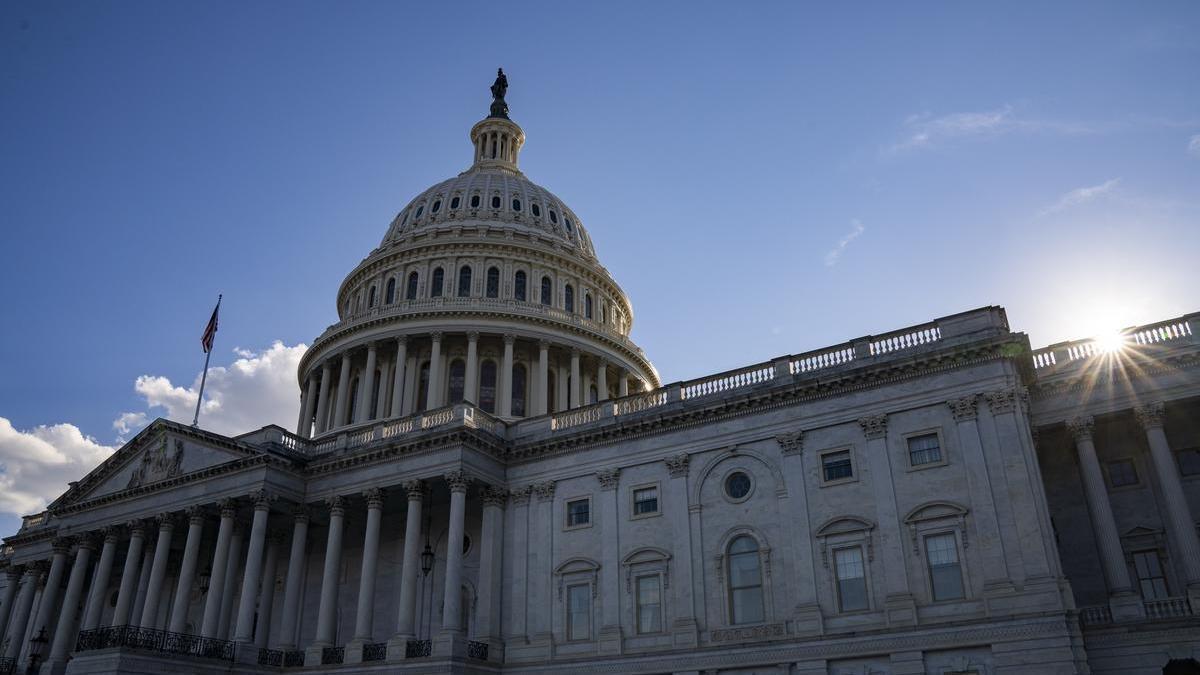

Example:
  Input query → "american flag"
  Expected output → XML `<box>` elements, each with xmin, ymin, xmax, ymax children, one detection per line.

<box><xmin>201</xmin><ymin>299</ymin><xmax>220</xmax><ymax>353</ymax></box>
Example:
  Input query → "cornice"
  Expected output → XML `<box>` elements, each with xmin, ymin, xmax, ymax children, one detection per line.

<box><xmin>1028</xmin><ymin>350</ymin><xmax>1200</xmax><ymax>400</ymax></box>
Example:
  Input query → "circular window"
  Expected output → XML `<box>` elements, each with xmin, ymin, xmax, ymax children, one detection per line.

<box><xmin>725</xmin><ymin>471</ymin><xmax>752</xmax><ymax>501</ymax></box>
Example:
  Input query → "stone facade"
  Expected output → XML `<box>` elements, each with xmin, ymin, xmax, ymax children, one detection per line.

<box><xmin>1</xmin><ymin>93</ymin><xmax>1198</xmax><ymax>675</ymax></box>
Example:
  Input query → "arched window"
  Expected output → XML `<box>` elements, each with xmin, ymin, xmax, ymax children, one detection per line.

<box><xmin>564</xmin><ymin>284</ymin><xmax>575</xmax><ymax>313</ymax></box>
<box><xmin>512</xmin><ymin>198</ymin><xmax>522</xmax><ymax>212</ymax></box>
<box><xmin>431</xmin><ymin>268</ymin><xmax>444</xmax><ymax>297</ymax></box>
<box><xmin>727</xmin><ymin>536</ymin><xmax>765</xmax><ymax>625</ymax></box>
<box><xmin>511</xmin><ymin>363</ymin><xmax>527</xmax><ymax>417</ymax></box>
<box><xmin>347</xmin><ymin>377</ymin><xmax>359</xmax><ymax>424</ymax></box>
<box><xmin>417</xmin><ymin>362</ymin><xmax>431</xmax><ymax>411</ymax></box>
<box><xmin>406</xmin><ymin>272</ymin><xmax>419</xmax><ymax>300</ymax></box>
<box><xmin>479</xmin><ymin>360</ymin><xmax>497</xmax><ymax>414</ymax></box>
<box><xmin>540</xmin><ymin>276</ymin><xmax>552</xmax><ymax>306</ymax></box>
<box><xmin>588</xmin><ymin>385</ymin><xmax>598</xmax><ymax>404</ymax></box>
<box><xmin>450</xmin><ymin>196</ymin><xmax>460</xmax><ymax>209</ymax></box>
<box><xmin>431</xmin><ymin>199</ymin><xmax>441</xmax><ymax>213</ymax></box>
<box><xmin>514</xmin><ymin>271</ymin><xmax>527</xmax><ymax>301</ymax></box>
<box><xmin>385</xmin><ymin>278</ymin><xmax>396</xmax><ymax>304</ymax></box>
<box><xmin>531</xmin><ymin>203</ymin><xmax>541</xmax><ymax>217</ymax></box>
<box><xmin>549</xmin><ymin>210</ymin><xmax>558</xmax><ymax>224</ymax></box>
<box><xmin>470</xmin><ymin>194</ymin><xmax>480</xmax><ymax>208</ymax></box>
<box><xmin>415</xmin><ymin>204</ymin><xmax>424</xmax><ymax>217</ymax></box>
<box><xmin>448</xmin><ymin>359</ymin><xmax>466</xmax><ymax>404</ymax></box>
<box><xmin>584</xmin><ymin>293</ymin><xmax>593</xmax><ymax>319</ymax></box>
<box><xmin>486</xmin><ymin>267</ymin><xmax>500</xmax><ymax>298</ymax></box>
<box><xmin>458</xmin><ymin>266</ymin><xmax>472</xmax><ymax>297</ymax></box>
<box><xmin>368</xmin><ymin>286</ymin><xmax>376</xmax><ymax>308</ymax></box>
<box><xmin>491</xmin><ymin>195</ymin><xmax>501</xmax><ymax>209</ymax></box>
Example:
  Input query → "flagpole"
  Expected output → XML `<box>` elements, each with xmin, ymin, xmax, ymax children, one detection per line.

<box><xmin>192</xmin><ymin>294</ymin><xmax>222</xmax><ymax>427</ymax></box>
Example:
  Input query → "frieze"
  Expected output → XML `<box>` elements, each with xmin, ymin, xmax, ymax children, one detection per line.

<box><xmin>710</xmin><ymin>622</ymin><xmax>786</xmax><ymax>643</ymax></box>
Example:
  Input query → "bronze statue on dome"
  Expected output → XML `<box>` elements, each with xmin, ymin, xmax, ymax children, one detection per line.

<box><xmin>489</xmin><ymin>68</ymin><xmax>509</xmax><ymax>119</ymax></box>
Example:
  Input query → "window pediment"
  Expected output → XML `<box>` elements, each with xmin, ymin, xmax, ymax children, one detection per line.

<box><xmin>815</xmin><ymin>515</ymin><xmax>875</xmax><ymax>538</ymax></box>
<box><xmin>903</xmin><ymin>501</ymin><xmax>968</xmax><ymax>525</ymax></box>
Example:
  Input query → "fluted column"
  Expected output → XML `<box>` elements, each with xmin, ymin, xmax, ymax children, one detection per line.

<box><xmin>0</xmin><ymin>565</ymin><xmax>21</xmax><ymax>647</ymax></box>
<box><xmin>140</xmin><ymin>515</ymin><xmax>176</xmax><ymax>628</ymax></box>
<box><xmin>393</xmin><ymin>481</ymin><xmax>425</xmax><ymax>644</ymax></box>
<box><xmin>464</xmin><ymin>332</ymin><xmax>479</xmax><ymax>404</ymax></box>
<box><xmin>313</xmin><ymin>495</ymin><xmax>346</xmax><ymax>647</ymax></box>
<box><xmin>276</xmin><ymin>506</ymin><xmax>310</xmax><ymax>651</ymax></box>
<box><xmin>49</xmin><ymin>537</ymin><xmax>96</xmax><ymax>662</ymax></box>
<box><xmin>438</xmin><ymin>471</ymin><xmax>470</xmax><ymax>649</ymax></box>
<box><xmin>111</xmin><ymin>521</ymin><xmax>146</xmax><ymax>626</ymax></box>
<box><xmin>82</xmin><ymin>528</ymin><xmax>119</xmax><ymax>631</ymax></box>
<box><xmin>597</xmin><ymin>360</ymin><xmax>609</xmax><ymax>401</ymax></box>
<box><xmin>217</xmin><ymin>524</ymin><xmax>244</xmax><ymax>639</ymax></box>
<box><xmin>530</xmin><ymin>481</ymin><xmax>556</xmax><ymax>640</ymax></box>
<box><xmin>427</xmin><ymin>332</ymin><xmax>444</xmax><ymax>409</ymax></box>
<box><xmin>234</xmin><ymin>490</ymin><xmax>274</xmax><ymax>642</ymax></box>
<box><xmin>499</xmin><ymin>334</ymin><xmax>515</xmax><ymax>417</ymax></box>
<box><xmin>299</xmin><ymin>373</ymin><xmax>319</xmax><ymax>438</ymax></box>
<box><xmin>476</xmin><ymin>487</ymin><xmax>505</xmax><ymax>652</ymax></box>
<box><xmin>375</xmin><ymin>356</ymin><xmax>391</xmax><ymax>419</ymax></box>
<box><xmin>333</xmin><ymin>351</ymin><xmax>353</xmax><ymax>427</ymax></box>
<box><xmin>390</xmin><ymin>337</ymin><xmax>409</xmax><ymax>418</ymax></box>
<box><xmin>536</xmin><ymin>341</ymin><xmax>549</xmax><ymax>416</ymax></box>
<box><xmin>168</xmin><ymin>507</ymin><xmax>206</xmax><ymax>633</ymax></box>
<box><xmin>556</xmin><ymin>364</ymin><xmax>569</xmax><ymax>412</ymax></box>
<box><xmin>357</xmin><ymin>343</ymin><xmax>378</xmax><ymax>423</ymax></box>
<box><xmin>353</xmin><ymin>489</ymin><xmax>385</xmax><ymax>643</ymax></box>
<box><xmin>2</xmin><ymin>566</ymin><xmax>39</xmax><ymax>658</ymax></box>
<box><xmin>315</xmin><ymin>362</ymin><xmax>333</xmax><ymax>434</ymax></box>
<box><xmin>569</xmin><ymin>349</ymin><xmax>581</xmax><ymax>408</ymax></box>
<box><xmin>1136</xmin><ymin>403</ymin><xmax>1200</xmax><ymax>589</ymax></box>
<box><xmin>129</xmin><ymin>541</ymin><xmax>155</xmax><ymax>627</ymax></box>
<box><xmin>201</xmin><ymin>499</ymin><xmax>238</xmax><ymax>637</ymax></box>
<box><xmin>31</xmin><ymin>539</ymin><xmax>70</xmax><ymax>640</ymax></box>
<box><xmin>1069</xmin><ymin>417</ymin><xmax>1138</xmax><ymax>603</ymax></box>
<box><xmin>254</xmin><ymin>530</ymin><xmax>283</xmax><ymax>649</ymax></box>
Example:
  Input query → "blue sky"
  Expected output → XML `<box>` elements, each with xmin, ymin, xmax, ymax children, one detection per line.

<box><xmin>1</xmin><ymin>2</ymin><xmax>1198</xmax><ymax>534</ymax></box>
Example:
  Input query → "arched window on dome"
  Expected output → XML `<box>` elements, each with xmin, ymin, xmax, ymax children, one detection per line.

<box><xmin>601</xmin><ymin>302</ymin><xmax>608</xmax><ymax>325</ymax></box>
<box><xmin>417</xmin><ymin>362</ymin><xmax>430</xmax><ymax>411</ymax></box>
<box><xmin>514</xmin><ymin>271</ymin><xmax>527</xmax><ymax>301</ymax></box>
<box><xmin>458</xmin><ymin>266</ymin><xmax>472</xmax><ymax>298</ymax></box>
<box><xmin>512</xmin><ymin>198</ymin><xmax>522</xmax><ymax>212</ymax></box>
<box><xmin>415</xmin><ymin>204</ymin><xmax>424</xmax><ymax>218</ymax></box>
<box><xmin>486</xmin><ymin>267</ymin><xmax>500</xmax><ymax>298</ymax></box>
<box><xmin>406</xmin><ymin>272</ymin><xmax>419</xmax><ymax>300</ymax></box>
<box><xmin>726</xmin><ymin>536</ymin><xmax>765</xmax><ymax>625</ymax></box>
<box><xmin>432</xmin><ymin>199</ymin><xmax>441</xmax><ymax>214</ymax></box>
<box><xmin>450</xmin><ymin>196</ymin><xmax>460</xmax><ymax>210</ymax></box>
<box><xmin>491</xmin><ymin>195</ymin><xmax>501</xmax><ymax>209</ymax></box>
<box><xmin>584</xmin><ymin>293</ymin><xmax>593</xmax><ymax>319</ymax></box>
<box><xmin>549</xmin><ymin>210</ymin><xmax>558</xmax><ymax>224</ymax></box>
<box><xmin>431</xmin><ymin>268</ymin><xmax>444</xmax><ymax>297</ymax></box>
<box><xmin>565</xmin><ymin>218</ymin><xmax>574</xmax><ymax>233</ymax></box>
<box><xmin>540</xmin><ymin>276</ymin><xmax>552</xmax><ymax>306</ymax></box>
<box><xmin>531</xmin><ymin>203</ymin><xmax>541</xmax><ymax>218</ymax></box>
<box><xmin>448</xmin><ymin>359</ymin><xmax>466</xmax><ymax>404</ymax></box>
<box><xmin>564</xmin><ymin>284</ymin><xmax>575</xmax><ymax>313</ymax></box>
<box><xmin>368</xmin><ymin>286</ymin><xmax>376</xmax><ymax>308</ymax></box>
<box><xmin>385</xmin><ymin>278</ymin><xmax>396</xmax><ymax>305</ymax></box>
<box><xmin>511</xmin><ymin>363</ymin><xmax>527</xmax><ymax>417</ymax></box>
<box><xmin>470</xmin><ymin>194</ymin><xmax>480</xmax><ymax>208</ymax></box>
<box><xmin>479</xmin><ymin>360</ymin><xmax>497</xmax><ymax>414</ymax></box>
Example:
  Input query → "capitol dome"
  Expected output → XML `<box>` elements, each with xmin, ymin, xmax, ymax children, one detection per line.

<box><xmin>295</xmin><ymin>72</ymin><xmax>659</xmax><ymax>438</ymax></box>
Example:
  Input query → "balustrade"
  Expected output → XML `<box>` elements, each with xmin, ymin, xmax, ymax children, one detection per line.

<box><xmin>870</xmin><ymin>323</ymin><xmax>941</xmax><ymax>355</ymax></box>
<box><xmin>1143</xmin><ymin>597</ymin><xmax>1192</xmax><ymax>620</ymax></box>
<box><xmin>681</xmin><ymin>362</ymin><xmax>774</xmax><ymax>399</ymax></box>
<box><xmin>75</xmin><ymin>625</ymin><xmax>235</xmax><ymax>662</ymax></box>
<box><xmin>362</xmin><ymin>641</ymin><xmax>388</xmax><ymax>662</ymax></box>
<box><xmin>405</xmin><ymin>639</ymin><xmax>432</xmax><ymax>658</ymax></box>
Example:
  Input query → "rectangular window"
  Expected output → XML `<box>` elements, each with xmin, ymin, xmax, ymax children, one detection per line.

<box><xmin>635</xmin><ymin>575</ymin><xmax>662</xmax><ymax>634</ymax></box>
<box><xmin>567</xmin><ymin>584</ymin><xmax>591</xmax><ymax>641</ymax></box>
<box><xmin>633</xmin><ymin>486</ymin><xmax>659</xmax><ymax>516</ymax></box>
<box><xmin>1133</xmin><ymin>550</ymin><xmax>1170</xmax><ymax>600</ymax></box>
<box><xmin>822</xmin><ymin>450</ymin><xmax>853</xmax><ymax>482</ymax></box>
<box><xmin>834</xmin><ymin>546</ymin><xmax>868</xmax><ymax>612</ymax></box>
<box><xmin>566</xmin><ymin>498</ymin><xmax>590</xmax><ymax>528</ymax></box>
<box><xmin>1177</xmin><ymin>448</ymin><xmax>1200</xmax><ymax>477</ymax></box>
<box><xmin>925</xmin><ymin>533</ymin><xmax>965</xmax><ymax>601</ymax></box>
<box><xmin>1107</xmin><ymin>459</ymin><xmax>1138</xmax><ymax>488</ymax></box>
<box><xmin>907</xmin><ymin>433</ymin><xmax>942</xmax><ymax>466</ymax></box>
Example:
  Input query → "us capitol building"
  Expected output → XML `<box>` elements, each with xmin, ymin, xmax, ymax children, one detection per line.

<box><xmin>2</xmin><ymin>73</ymin><xmax>1198</xmax><ymax>675</ymax></box>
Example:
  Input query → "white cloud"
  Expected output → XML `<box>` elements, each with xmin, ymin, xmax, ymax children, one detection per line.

<box><xmin>1189</xmin><ymin>134</ymin><xmax>1200</xmax><ymax>157</ymax></box>
<box><xmin>825</xmin><ymin>219</ymin><xmax>866</xmax><ymax>267</ymax></box>
<box><xmin>886</xmin><ymin>105</ymin><xmax>1092</xmax><ymax>154</ymax></box>
<box><xmin>1038</xmin><ymin>178</ymin><xmax>1121</xmax><ymax>216</ymax></box>
<box><xmin>0</xmin><ymin>418</ymin><xmax>115</xmax><ymax>517</ymax></box>
<box><xmin>112</xmin><ymin>411</ymin><xmax>148</xmax><ymax>442</ymax></box>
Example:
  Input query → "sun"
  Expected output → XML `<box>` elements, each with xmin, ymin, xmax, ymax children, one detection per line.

<box><xmin>1094</xmin><ymin>329</ymin><xmax>1128</xmax><ymax>353</ymax></box>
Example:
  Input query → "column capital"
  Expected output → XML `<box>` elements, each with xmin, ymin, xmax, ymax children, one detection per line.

<box><xmin>186</xmin><ymin>505</ymin><xmax>207</xmax><ymax>525</ymax></box>
<box><xmin>4</xmin><ymin>564</ymin><xmax>23</xmax><ymax>580</ymax></box>
<box><xmin>364</xmin><ymin>487</ymin><xmax>385</xmax><ymax>509</ymax></box>
<box><xmin>249</xmin><ymin>489</ymin><xmax>276</xmax><ymax>511</ymax></box>
<box><xmin>858</xmin><ymin>414</ymin><xmax>888</xmax><ymax>439</ymax></box>
<box><xmin>1067</xmin><ymin>416</ymin><xmax>1094</xmax><ymax>442</ymax></box>
<box><xmin>596</xmin><ymin>467</ymin><xmax>620</xmax><ymax>491</ymax></box>
<box><xmin>570</xmin><ymin>348</ymin><xmax>580</xmax><ymax>358</ymax></box>
<box><xmin>402</xmin><ymin>479</ymin><xmax>427</xmax><ymax>501</ymax></box>
<box><xmin>503</xmin><ymin>333</ymin><xmax>516</xmax><ymax>346</ymax></box>
<box><xmin>467</xmin><ymin>330</ymin><xmax>480</xmax><ymax>342</ymax></box>
<box><xmin>983</xmin><ymin>390</ymin><xmax>1016</xmax><ymax>415</ymax></box>
<box><xmin>534</xmin><ymin>480</ymin><xmax>557</xmax><ymax>502</ymax></box>
<box><xmin>218</xmin><ymin>498</ymin><xmax>239</xmax><ymax>519</ymax></box>
<box><xmin>480</xmin><ymin>486</ymin><xmax>508</xmax><ymax>508</ymax></box>
<box><xmin>664</xmin><ymin>452</ymin><xmax>691</xmax><ymax>478</ymax></box>
<box><xmin>366</xmin><ymin>341</ymin><xmax>378</xmax><ymax>353</ymax></box>
<box><xmin>775</xmin><ymin>431</ymin><xmax>803</xmax><ymax>456</ymax></box>
<box><xmin>1134</xmin><ymin>402</ymin><xmax>1165</xmax><ymax>430</ymax></box>
<box><xmin>77</xmin><ymin>533</ymin><xmax>100</xmax><ymax>552</ymax></box>
<box><xmin>291</xmin><ymin>503</ymin><xmax>311</xmax><ymax>523</ymax></box>
<box><xmin>538</xmin><ymin>339</ymin><xmax>550</xmax><ymax>351</ymax></box>
<box><xmin>445</xmin><ymin>470</ymin><xmax>471</xmax><ymax>493</ymax></box>
<box><xmin>340</xmin><ymin>350</ymin><xmax>353</xmax><ymax>364</ymax></box>
<box><xmin>156</xmin><ymin>513</ymin><xmax>178</xmax><ymax>531</ymax></box>
<box><xmin>326</xmin><ymin>494</ymin><xmax>347</xmax><ymax>516</ymax></box>
<box><xmin>101</xmin><ymin>526</ymin><xmax>121</xmax><ymax>544</ymax></box>
<box><xmin>430</xmin><ymin>331</ymin><xmax>444</xmax><ymax>343</ymax></box>
<box><xmin>28</xmin><ymin>560</ymin><xmax>49</xmax><ymax>578</ymax></box>
<box><xmin>510</xmin><ymin>485</ymin><xmax>532</xmax><ymax>505</ymax></box>
<box><xmin>126</xmin><ymin>519</ymin><xmax>147</xmax><ymax>537</ymax></box>
<box><xmin>947</xmin><ymin>395</ymin><xmax>979</xmax><ymax>421</ymax></box>
<box><xmin>51</xmin><ymin>537</ymin><xmax>73</xmax><ymax>555</ymax></box>
<box><xmin>396</xmin><ymin>333</ymin><xmax>409</xmax><ymax>345</ymax></box>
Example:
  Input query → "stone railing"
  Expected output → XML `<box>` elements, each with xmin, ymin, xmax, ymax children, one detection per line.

<box><xmin>1144</xmin><ymin>596</ymin><xmax>1192</xmax><ymax>620</ymax></box>
<box><xmin>681</xmin><ymin>362</ymin><xmax>775</xmax><ymax>400</ymax></box>
<box><xmin>19</xmin><ymin>512</ymin><xmax>47</xmax><ymax>531</ymax></box>
<box><xmin>870</xmin><ymin>322</ymin><xmax>941</xmax><ymax>356</ymax></box>
<box><xmin>1079</xmin><ymin>605</ymin><xmax>1113</xmax><ymax>626</ymax></box>
<box><xmin>1031</xmin><ymin>313</ymin><xmax>1198</xmax><ymax>371</ymax></box>
<box><xmin>271</xmin><ymin>404</ymin><xmax>498</xmax><ymax>458</ymax></box>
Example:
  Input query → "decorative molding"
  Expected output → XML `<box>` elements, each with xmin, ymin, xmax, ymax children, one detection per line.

<box><xmin>983</xmin><ymin>390</ymin><xmax>1016</xmax><ymax>415</ymax></box>
<box><xmin>664</xmin><ymin>453</ymin><xmax>690</xmax><ymax>478</ymax></box>
<box><xmin>1134</xmin><ymin>402</ymin><xmax>1165</xmax><ymax>430</ymax></box>
<box><xmin>1067</xmin><ymin>416</ymin><xmax>1094</xmax><ymax>442</ymax></box>
<box><xmin>503</xmin><ymin>333</ymin><xmax>516</xmax><ymax>346</ymax></box>
<box><xmin>947</xmin><ymin>395</ymin><xmax>978</xmax><ymax>421</ymax></box>
<box><xmin>595</xmin><ymin>467</ymin><xmax>620</xmax><ymax>491</ymax></box>
<box><xmin>185</xmin><ymin>505</ymin><xmax>206</xmax><ymax>525</ymax></box>
<box><xmin>364</xmin><ymin>487</ymin><xmax>385</xmax><ymax>509</ymax></box>
<box><xmin>858</xmin><ymin>414</ymin><xmax>888</xmax><ymax>439</ymax></box>
<box><xmin>480</xmin><ymin>486</ymin><xmax>508</xmax><ymax>508</ymax></box>
<box><xmin>77</xmin><ymin>533</ymin><xmax>100</xmax><ymax>552</ymax></box>
<box><xmin>101</xmin><ymin>526</ymin><xmax>120</xmax><ymax>545</ymax></box>
<box><xmin>444</xmin><ymin>470</ymin><xmax>471</xmax><ymax>493</ymax></box>
<box><xmin>155</xmin><ymin>513</ymin><xmax>177</xmax><ymax>530</ymax></box>
<box><xmin>510</xmin><ymin>485</ymin><xmax>532</xmax><ymax>505</ymax></box>
<box><xmin>402</xmin><ymin>480</ymin><xmax>427</xmax><ymax>501</ymax></box>
<box><xmin>291</xmin><ymin>504</ymin><xmax>311</xmax><ymax>523</ymax></box>
<box><xmin>218</xmin><ymin>498</ymin><xmax>238</xmax><ymax>519</ymax></box>
<box><xmin>710</xmin><ymin>622</ymin><xmax>786</xmax><ymax>644</ymax></box>
<box><xmin>126</xmin><ymin>435</ymin><xmax>185</xmax><ymax>489</ymax></box>
<box><xmin>249</xmin><ymin>489</ymin><xmax>275</xmax><ymax>511</ymax></box>
<box><xmin>533</xmin><ymin>480</ymin><xmax>556</xmax><ymax>502</ymax></box>
<box><xmin>51</xmin><ymin>537</ymin><xmax>73</xmax><ymax>555</ymax></box>
<box><xmin>326</xmin><ymin>494</ymin><xmax>346</xmax><ymax>517</ymax></box>
<box><xmin>775</xmin><ymin>431</ymin><xmax>803</xmax><ymax>456</ymax></box>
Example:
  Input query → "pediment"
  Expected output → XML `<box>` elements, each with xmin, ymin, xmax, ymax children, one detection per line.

<box><xmin>903</xmin><ymin>501</ymin><xmax>969</xmax><ymax>525</ymax></box>
<box><xmin>815</xmin><ymin>516</ymin><xmax>875</xmax><ymax>538</ymax></box>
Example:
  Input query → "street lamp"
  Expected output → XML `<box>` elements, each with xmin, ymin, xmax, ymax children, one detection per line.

<box><xmin>26</xmin><ymin>628</ymin><xmax>48</xmax><ymax>675</ymax></box>
<box><xmin>198</xmin><ymin>566</ymin><xmax>212</xmax><ymax>595</ymax></box>
<box><xmin>420</xmin><ymin>543</ymin><xmax>434</xmax><ymax>577</ymax></box>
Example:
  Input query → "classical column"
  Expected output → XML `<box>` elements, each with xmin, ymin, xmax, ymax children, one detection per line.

<box><xmin>389</xmin><ymin>337</ymin><xmax>408</xmax><ymax>418</ymax></box>
<box><xmin>2</xmin><ymin>566</ymin><xmax>39</xmax><ymax>658</ymax></box>
<box><xmin>427</xmin><ymin>332</ymin><xmax>444</xmax><ymax>409</ymax></box>
<box><xmin>597</xmin><ymin>360</ymin><xmax>609</xmax><ymax>401</ymax></box>
<box><xmin>129</xmin><ymin>541</ymin><xmax>155</xmax><ymax>627</ymax></box>
<box><xmin>1136</xmin><ymin>403</ymin><xmax>1200</xmax><ymax>590</ymax></box>
<box><xmin>393</xmin><ymin>481</ymin><xmax>425</xmax><ymax>643</ymax></box>
<box><xmin>357</xmin><ymin>343</ymin><xmax>378</xmax><ymax>423</ymax></box>
<box><xmin>31</xmin><ymin>539</ymin><xmax>70</xmax><ymax>640</ymax></box>
<box><xmin>352</xmin><ymin>489</ymin><xmax>385</xmax><ymax>644</ymax></box>
<box><xmin>569</xmin><ymin>349</ymin><xmax>581</xmax><ymax>408</ymax></box>
<box><xmin>556</xmin><ymin>364</ymin><xmax>569</xmax><ymax>412</ymax></box>
<box><xmin>139</xmin><ymin>514</ymin><xmax>176</xmax><ymax>628</ymax></box>
<box><xmin>48</xmin><ymin>537</ymin><xmax>96</xmax><ymax>663</ymax></box>
<box><xmin>313</xmin><ymin>495</ymin><xmax>346</xmax><ymax>647</ymax></box>
<box><xmin>858</xmin><ymin>415</ymin><xmax>916</xmax><ymax>623</ymax></box>
<box><xmin>169</xmin><ymin>507</ymin><xmax>206</xmax><ymax>633</ymax></box>
<box><xmin>333</xmin><ymin>351</ymin><xmax>353</xmax><ymax>428</ymax></box>
<box><xmin>234</xmin><ymin>490</ymin><xmax>273</xmax><ymax>642</ymax></box>
<box><xmin>595</xmin><ymin>468</ymin><xmax>622</xmax><ymax>654</ymax></box>
<box><xmin>618</xmin><ymin>369</ymin><xmax>629</xmax><ymax>397</ymax></box>
<box><xmin>536</xmin><ymin>341</ymin><xmax>549</xmax><ymax>416</ymax></box>
<box><xmin>201</xmin><ymin>499</ymin><xmax>238</xmax><ymax>638</ymax></box>
<box><xmin>437</xmin><ymin>471</ymin><xmax>470</xmax><ymax>646</ymax></box>
<box><xmin>254</xmin><ymin>531</ymin><xmax>283</xmax><ymax>649</ymax></box>
<box><xmin>664</xmin><ymin>454</ymin><xmax>700</xmax><ymax>644</ymax></box>
<box><xmin>0</xmin><ymin>565</ymin><xmax>21</xmax><ymax>647</ymax></box>
<box><xmin>948</xmin><ymin>395</ymin><xmax>1013</xmax><ymax>590</ymax></box>
<box><xmin>217</xmin><ymin>524</ymin><xmax>245</xmax><ymax>639</ymax></box>
<box><xmin>499</xmin><ymin>334</ymin><xmax>515</xmax><ymax>417</ymax></box>
<box><xmin>375</xmin><ymin>356</ymin><xmax>391</xmax><ymax>420</ymax></box>
<box><xmin>82</xmin><ymin>528</ymin><xmax>119</xmax><ymax>631</ymax></box>
<box><xmin>276</xmin><ymin>506</ymin><xmax>310</xmax><ymax>651</ymax></box>
<box><xmin>111</xmin><ymin>520</ymin><xmax>147</xmax><ymax>626</ymax></box>
<box><xmin>464</xmin><ymin>332</ymin><xmax>479</xmax><ymax>404</ymax></box>
<box><xmin>315</xmin><ymin>361</ymin><xmax>333</xmax><ymax>434</ymax></box>
<box><xmin>475</xmin><ymin>487</ymin><xmax>506</xmax><ymax>653</ymax></box>
<box><xmin>1068</xmin><ymin>416</ymin><xmax>1140</xmax><ymax>615</ymax></box>
<box><xmin>299</xmin><ymin>373</ymin><xmax>319</xmax><ymax>438</ymax></box>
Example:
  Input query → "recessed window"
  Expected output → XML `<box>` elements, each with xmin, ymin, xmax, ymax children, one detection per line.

<box><xmin>566</xmin><ymin>498</ymin><xmax>591</xmax><ymax>528</ymax></box>
<box><xmin>726</xmin><ymin>536</ymin><xmax>764</xmax><ymax>625</ymax></box>
<box><xmin>724</xmin><ymin>472</ymin><xmax>752</xmax><ymax>500</ymax></box>
<box><xmin>822</xmin><ymin>450</ymin><xmax>853</xmax><ymax>483</ymax></box>
<box><xmin>925</xmin><ymin>533</ymin><xmax>965</xmax><ymax>601</ymax></box>
<box><xmin>564</xmin><ymin>218</ymin><xmax>573</xmax><ymax>232</ymax></box>
<box><xmin>540</xmin><ymin>276</ymin><xmax>552</xmax><ymax>306</ymax></box>
<box><xmin>415</xmin><ymin>205</ymin><xmax>424</xmax><ymax>218</ymax></box>
<box><xmin>1177</xmin><ymin>448</ymin><xmax>1200</xmax><ymax>476</ymax></box>
<box><xmin>431</xmin><ymin>199</ymin><xmax>441</xmax><ymax>213</ymax></box>
<box><xmin>584</xmin><ymin>293</ymin><xmax>593</xmax><ymax>319</ymax></box>
<box><xmin>385</xmin><ymin>278</ymin><xmax>395</xmax><ymax>305</ymax></box>
<box><xmin>470</xmin><ymin>195</ymin><xmax>480</xmax><ymax>208</ymax></box>
<box><xmin>485</xmin><ymin>267</ymin><xmax>500</xmax><ymax>298</ymax></box>
<box><xmin>514</xmin><ymin>270</ymin><xmax>527</xmax><ymax>301</ymax></box>
<box><xmin>834</xmin><ymin>546</ymin><xmax>868</xmax><ymax>612</ymax></box>
<box><xmin>531</xmin><ymin>203</ymin><xmax>541</xmax><ymax>217</ymax></box>
<box><xmin>367</xmin><ymin>286</ymin><xmax>376</xmax><ymax>308</ymax></box>
<box><xmin>632</xmin><ymin>486</ymin><xmax>659</xmax><ymax>516</ymax></box>
<box><xmin>479</xmin><ymin>360</ymin><xmax>497</xmax><ymax>414</ymax></box>
<box><xmin>450</xmin><ymin>196</ymin><xmax>460</xmax><ymax>209</ymax></box>
<box><xmin>564</xmin><ymin>284</ymin><xmax>575</xmax><ymax>312</ymax></box>
<box><xmin>430</xmin><ymin>267</ymin><xmax>444</xmax><ymax>297</ymax></box>
<box><xmin>1107</xmin><ymin>459</ymin><xmax>1138</xmax><ymax>488</ymax></box>
<box><xmin>1133</xmin><ymin>550</ymin><xmax>1169</xmax><ymax>599</ymax></box>
<box><xmin>512</xmin><ymin>198</ymin><xmax>522</xmax><ymax>211</ymax></box>
<box><xmin>549</xmin><ymin>210</ymin><xmax>558</xmax><ymax>224</ymax></box>
<box><xmin>635</xmin><ymin>575</ymin><xmax>662</xmax><ymax>634</ymax></box>
<box><xmin>491</xmin><ymin>195</ymin><xmax>501</xmax><ymax>209</ymax></box>
<box><xmin>457</xmin><ymin>266</ymin><xmax>472</xmax><ymax>297</ymax></box>
<box><xmin>907</xmin><ymin>433</ymin><xmax>942</xmax><ymax>467</ymax></box>
<box><xmin>406</xmin><ymin>272</ymin><xmax>419</xmax><ymax>300</ymax></box>
<box><xmin>566</xmin><ymin>584</ymin><xmax>591</xmax><ymax>641</ymax></box>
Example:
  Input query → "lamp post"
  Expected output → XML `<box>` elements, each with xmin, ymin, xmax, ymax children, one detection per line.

<box><xmin>198</xmin><ymin>566</ymin><xmax>212</xmax><ymax>595</ymax></box>
<box><xmin>26</xmin><ymin>628</ymin><xmax>48</xmax><ymax>675</ymax></box>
